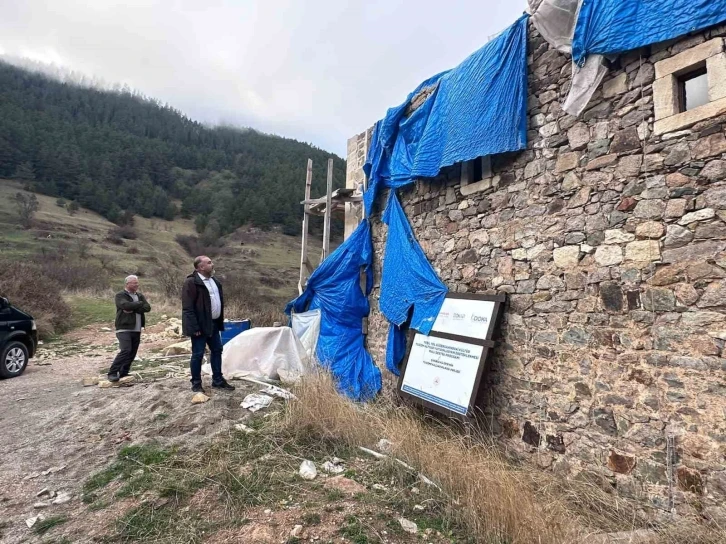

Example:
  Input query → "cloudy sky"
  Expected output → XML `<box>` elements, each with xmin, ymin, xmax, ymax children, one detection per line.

<box><xmin>0</xmin><ymin>1</ymin><xmax>526</xmax><ymax>156</ymax></box>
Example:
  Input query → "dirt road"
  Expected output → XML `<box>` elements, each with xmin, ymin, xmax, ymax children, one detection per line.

<box><xmin>0</xmin><ymin>327</ymin><xmax>252</xmax><ymax>543</ymax></box>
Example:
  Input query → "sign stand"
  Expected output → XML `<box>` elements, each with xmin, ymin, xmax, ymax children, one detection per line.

<box><xmin>396</xmin><ymin>293</ymin><xmax>505</xmax><ymax>420</ymax></box>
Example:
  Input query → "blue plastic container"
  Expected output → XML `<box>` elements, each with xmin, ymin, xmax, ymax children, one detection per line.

<box><xmin>221</xmin><ymin>320</ymin><xmax>251</xmax><ymax>346</ymax></box>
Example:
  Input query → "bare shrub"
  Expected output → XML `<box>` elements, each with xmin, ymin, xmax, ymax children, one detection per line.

<box><xmin>220</xmin><ymin>271</ymin><xmax>286</xmax><ymax>326</ymax></box>
<box><xmin>175</xmin><ymin>234</ymin><xmax>222</xmax><ymax>258</ymax></box>
<box><xmin>15</xmin><ymin>192</ymin><xmax>39</xmax><ymax>229</ymax></box>
<box><xmin>0</xmin><ymin>261</ymin><xmax>71</xmax><ymax>339</ymax></box>
<box><xmin>109</xmin><ymin>225</ymin><xmax>137</xmax><ymax>240</ymax></box>
<box><xmin>155</xmin><ymin>265</ymin><xmax>186</xmax><ymax>300</ymax></box>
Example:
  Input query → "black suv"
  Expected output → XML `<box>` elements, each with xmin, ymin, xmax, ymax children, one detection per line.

<box><xmin>0</xmin><ymin>297</ymin><xmax>38</xmax><ymax>378</ymax></box>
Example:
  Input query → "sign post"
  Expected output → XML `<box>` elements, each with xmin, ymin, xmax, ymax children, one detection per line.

<box><xmin>396</xmin><ymin>293</ymin><xmax>505</xmax><ymax>419</ymax></box>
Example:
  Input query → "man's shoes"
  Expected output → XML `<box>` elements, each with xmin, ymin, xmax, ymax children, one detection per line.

<box><xmin>191</xmin><ymin>383</ymin><xmax>206</xmax><ymax>393</ymax></box>
<box><xmin>212</xmin><ymin>380</ymin><xmax>235</xmax><ymax>391</ymax></box>
<box><xmin>108</xmin><ymin>372</ymin><xmax>120</xmax><ymax>383</ymax></box>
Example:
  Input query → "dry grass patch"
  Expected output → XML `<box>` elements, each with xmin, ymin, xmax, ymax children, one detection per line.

<box><xmin>283</xmin><ymin>373</ymin><xmax>726</xmax><ymax>544</ymax></box>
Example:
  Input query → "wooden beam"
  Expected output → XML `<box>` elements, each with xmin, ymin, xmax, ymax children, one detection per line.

<box><xmin>298</xmin><ymin>159</ymin><xmax>313</xmax><ymax>294</ymax></box>
<box><xmin>322</xmin><ymin>158</ymin><xmax>333</xmax><ymax>261</ymax></box>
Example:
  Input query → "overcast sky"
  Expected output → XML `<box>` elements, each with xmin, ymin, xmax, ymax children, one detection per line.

<box><xmin>0</xmin><ymin>1</ymin><xmax>526</xmax><ymax>156</ymax></box>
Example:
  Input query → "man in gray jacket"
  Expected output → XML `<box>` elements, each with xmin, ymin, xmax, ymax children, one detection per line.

<box><xmin>107</xmin><ymin>275</ymin><xmax>151</xmax><ymax>382</ymax></box>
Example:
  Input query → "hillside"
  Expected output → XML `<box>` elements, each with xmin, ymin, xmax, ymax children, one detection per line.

<box><xmin>0</xmin><ymin>60</ymin><xmax>345</xmax><ymax>238</ymax></box>
<box><xmin>0</xmin><ymin>180</ymin><xmax>331</xmax><ymax>336</ymax></box>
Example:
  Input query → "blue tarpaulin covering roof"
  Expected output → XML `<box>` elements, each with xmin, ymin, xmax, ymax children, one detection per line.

<box><xmin>572</xmin><ymin>0</ymin><xmax>726</xmax><ymax>66</ymax></box>
<box><xmin>285</xmin><ymin>220</ymin><xmax>381</xmax><ymax>401</ymax></box>
<box><xmin>380</xmin><ymin>192</ymin><xmax>448</xmax><ymax>374</ymax></box>
<box><xmin>363</xmin><ymin>14</ymin><xmax>530</xmax><ymax>216</ymax></box>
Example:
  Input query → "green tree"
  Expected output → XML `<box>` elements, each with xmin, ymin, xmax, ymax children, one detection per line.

<box><xmin>13</xmin><ymin>161</ymin><xmax>35</xmax><ymax>181</ymax></box>
<box><xmin>66</xmin><ymin>200</ymin><xmax>80</xmax><ymax>215</ymax></box>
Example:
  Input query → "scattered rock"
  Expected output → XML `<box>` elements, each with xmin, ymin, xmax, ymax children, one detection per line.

<box><xmin>372</xmin><ymin>483</ymin><xmax>387</xmax><ymax>491</ymax></box>
<box><xmin>290</xmin><ymin>525</ymin><xmax>303</xmax><ymax>538</ymax></box>
<box><xmin>321</xmin><ymin>460</ymin><xmax>345</xmax><ymax>475</ymax></box>
<box><xmin>191</xmin><ymin>393</ymin><xmax>210</xmax><ymax>404</ymax></box>
<box><xmin>100</xmin><ymin>327</ymin><xmax>112</xmax><ymax>332</ymax></box>
<box><xmin>119</xmin><ymin>376</ymin><xmax>136</xmax><ymax>385</ymax></box>
<box><xmin>299</xmin><ymin>460</ymin><xmax>317</xmax><ymax>480</ymax></box>
<box><xmin>98</xmin><ymin>380</ymin><xmax>113</xmax><ymax>389</ymax></box>
<box><xmin>33</xmin><ymin>501</ymin><xmax>50</xmax><ymax>509</ymax></box>
<box><xmin>25</xmin><ymin>514</ymin><xmax>45</xmax><ymax>529</ymax></box>
<box><xmin>82</xmin><ymin>376</ymin><xmax>100</xmax><ymax>387</ymax></box>
<box><xmin>41</xmin><ymin>466</ymin><xmax>65</xmax><ymax>476</ymax></box>
<box><xmin>398</xmin><ymin>518</ymin><xmax>418</xmax><ymax>534</ymax></box>
<box><xmin>413</xmin><ymin>504</ymin><xmax>426</xmax><ymax>512</ymax></box>
<box><xmin>234</xmin><ymin>423</ymin><xmax>255</xmax><ymax>433</ymax></box>
<box><xmin>163</xmin><ymin>340</ymin><xmax>192</xmax><ymax>356</ymax></box>
<box><xmin>52</xmin><ymin>492</ymin><xmax>72</xmax><ymax>505</ymax></box>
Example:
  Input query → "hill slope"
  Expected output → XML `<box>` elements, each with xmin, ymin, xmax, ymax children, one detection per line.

<box><xmin>0</xmin><ymin>60</ymin><xmax>345</xmax><ymax>236</ymax></box>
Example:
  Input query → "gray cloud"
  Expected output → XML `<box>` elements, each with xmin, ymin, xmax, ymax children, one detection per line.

<box><xmin>0</xmin><ymin>0</ymin><xmax>525</xmax><ymax>155</ymax></box>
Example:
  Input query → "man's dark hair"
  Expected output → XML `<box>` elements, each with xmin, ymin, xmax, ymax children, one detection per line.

<box><xmin>193</xmin><ymin>256</ymin><xmax>204</xmax><ymax>270</ymax></box>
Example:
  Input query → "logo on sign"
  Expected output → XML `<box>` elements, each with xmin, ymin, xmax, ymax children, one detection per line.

<box><xmin>453</xmin><ymin>313</ymin><xmax>466</xmax><ymax>321</ymax></box>
<box><xmin>471</xmin><ymin>314</ymin><xmax>489</xmax><ymax>324</ymax></box>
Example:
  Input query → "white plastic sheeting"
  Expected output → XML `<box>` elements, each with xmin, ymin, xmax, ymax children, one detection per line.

<box><xmin>532</xmin><ymin>0</ymin><xmax>606</xmax><ymax>116</ymax></box>
<box><xmin>291</xmin><ymin>309</ymin><xmax>321</xmax><ymax>365</ymax></box>
<box><xmin>203</xmin><ymin>326</ymin><xmax>313</xmax><ymax>382</ymax></box>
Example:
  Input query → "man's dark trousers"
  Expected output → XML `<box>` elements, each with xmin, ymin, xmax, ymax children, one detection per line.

<box><xmin>190</xmin><ymin>322</ymin><xmax>223</xmax><ymax>387</ymax></box>
<box><xmin>109</xmin><ymin>332</ymin><xmax>141</xmax><ymax>377</ymax></box>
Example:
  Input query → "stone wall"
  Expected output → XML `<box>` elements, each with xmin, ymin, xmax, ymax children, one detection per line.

<box><xmin>346</xmin><ymin>22</ymin><xmax>726</xmax><ymax>521</ymax></box>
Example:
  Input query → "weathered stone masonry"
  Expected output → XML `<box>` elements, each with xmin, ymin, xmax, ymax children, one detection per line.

<box><xmin>347</xmin><ymin>22</ymin><xmax>726</xmax><ymax>521</ymax></box>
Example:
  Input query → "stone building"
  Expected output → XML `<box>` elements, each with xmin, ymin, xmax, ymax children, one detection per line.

<box><xmin>345</xmin><ymin>18</ymin><xmax>726</xmax><ymax>522</ymax></box>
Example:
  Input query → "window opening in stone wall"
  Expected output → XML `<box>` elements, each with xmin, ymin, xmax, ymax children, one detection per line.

<box><xmin>678</xmin><ymin>64</ymin><xmax>709</xmax><ymax>112</ymax></box>
<box><xmin>462</xmin><ymin>156</ymin><xmax>492</xmax><ymax>184</ymax></box>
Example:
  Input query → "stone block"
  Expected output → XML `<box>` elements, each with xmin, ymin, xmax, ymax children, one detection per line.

<box><xmin>700</xmin><ymin>159</ymin><xmax>726</xmax><ymax>182</ymax></box>
<box><xmin>691</xmin><ymin>133</ymin><xmax>726</xmax><ymax>159</ymax></box>
<box><xmin>567</xmin><ymin>122</ymin><xmax>590</xmax><ymax>151</ymax></box>
<box><xmin>635</xmin><ymin>221</ymin><xmax>665</xmax><ymax>239</ymax></box>
<box><xmin>654</xmin><ymin>38</ymin><xmax>724</xmax><ymax>79</ymax></box>
<box><xmin>634</xmin><ymin>200</ymin><xmax>666</xmax><ymax>220</ymax></box>
<box><xmin>555</xmin><ymin>152</ymin><xmax>580</xmax><ymax>174</ymax></box>
<box><xmin>664</xmin><ymin>224</ymin><xmax>694</xmax><ymax>248</ymax></box>
<box><xmin>697</xmin><ymin>280</ymin><xmax>726</xmax><ymax>308</ymax></box>
<box><xmin>655</xmin><ymin>96</ymin><xmax>726</xmax><ymax>135</ymax></box>
<box><xmin>708</xmin><ymin>51</ymin><xmax>726</xmax><ymax>102</ymax></box>
<box><xmin>604</xmin><ymin>229</ymin><xmax>635</xmax><ymax>244</ymax></box>
<box><xmin>603</xmin><ymin>73</ymin><xmax>628</xmax><ymax>98</ymax></box>
<box><xmin>642</xmin><ymin>288</ymin><xmax>676</xmax><ymax>312</ymax></box>
<box><xmin>653</xmin><ymin>76</ymin><xmax>679</xmax><ymax>120</ymax></box>
<box><xmin>678</xmin><ymin>208</ymin><xmax>715</xmax><ymax>225</ymax></box>
<box><xmin>610</xmin><ymin>127</ymin><xmax>641</xmax><ymax>154</ymax></box>
<box><xmin>625</xmin><ymin>240</ymin><xmax>661</xmax><ymax>262</ymax></box>
<box><xmin>665</xmin><ymin>199</ymin><xmax>687</xmax><ymax>219</ymax></box>
<box><xmin>553</xmin><ymin>246</ymin><xmax>581</xmax><ymax>268</ymax></box>
<box><xmin>594</xmin><ymin>245</ymin><xmax>624</xmax><ymax>266</ymax></box>
<box><xmin>586</xmin><ymin>154</ymin><xmax>618</xmax><ymax>170</ymax></box>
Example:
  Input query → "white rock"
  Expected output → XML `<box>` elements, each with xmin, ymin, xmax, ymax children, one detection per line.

<box><xmin>100</xmin><ymin>327</ymin><xmax>112</xmax><ymax>332</ymax></box>
<box><xmin>678</xmin><ymin>208</ymin><xmax>716</xmax><ymax>225</ymax></box>
<box><xmin>52</xmin><ymin>492</ymin><xmax>72</xmax><ymax>505</ymax></box>
<box><xmin>553</xmin><ymin>246</ymin><xmax>581</xmax><ymax>268</ymax></box>
<box><xmin>234</xmin><ymin>423</ymin><xmax>255</xmax><ymax>434</ymax></box>
<box><xmin>33</xmin><ymin>502</ymin><xmax>50</xmax><ymax>509</ymax></box>
<box><xmin>604</xmin><ymin>229</ymin><xmax>635</xmax><ymax>244</ymax></box>
<box><xmin>25</xmin><ymin>514</ymin><xmax>44</xmax><ymax>528</ymax></box>
<box><xmin>398</xmin><ymin>518</ymin><xmax>418</xmax><ymax>534</ymax></box>
<box><xmin>594</xmin><ymin>245</ymin><xmax>623</xmax><ymax>266</ymax></box>
<box><xmin>290</xmin><ymin>525</ymin><xmax>303</xmax><ymax>538</ymax></box>
<box><xmin>299</xmin><ymin>460</ymin><xmax>317</xmax><ymax>480</ymax></box>
<box><xmin>413</xmin><ymin>504</ymin><xmax>425</xmax><ymax>512</ymax></box>
<box><xmin>372</xmin><ymin>484</ymin><xmax>387</xmax><ymax>491</ymax></box>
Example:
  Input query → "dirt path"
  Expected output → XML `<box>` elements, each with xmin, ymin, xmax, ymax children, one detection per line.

<box><xmin>0</xmin><ymin>326</ymin><xmax>255</xmax><ymax>543</ymax></box>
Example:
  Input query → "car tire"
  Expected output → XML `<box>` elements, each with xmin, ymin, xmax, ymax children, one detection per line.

<box><xmin>0</xmin><ymin>341</ymin><xmax>29</xmax><ymax>378</ymax></box>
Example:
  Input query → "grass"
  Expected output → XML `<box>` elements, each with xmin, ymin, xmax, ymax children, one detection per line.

<box><xmin>284</xmin><ymin>374</ymin><xmax>726</xmax><ymax>544</ymax></box>
<box><xmin>66</xmin><ymin>295</ymin><xmax>116</xmax><ymax>329</ymax></box>
<box><xmin>33</xmin><ymin>515</ymin><xmax>69</xmax><ymax>536</ymax></box>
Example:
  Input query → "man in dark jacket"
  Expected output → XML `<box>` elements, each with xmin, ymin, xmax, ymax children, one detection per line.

<box><xmin>107</xmin><ymin>275</ymin><xmax>151</xmax><ymax>382</ymax></box>
<box><xmin>182</xmin><ymin>255</ymin><xmax>235</xmax><ymax>393</ymax></box>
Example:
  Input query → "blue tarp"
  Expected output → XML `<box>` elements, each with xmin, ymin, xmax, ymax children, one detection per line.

<box><xmin>380</xmin><ymin>192</ymin><xmax>448</xmax><ymax>374</ymax></box>
<box><xmin>364</xmin><ymin>14</ymin><xmax>529</xmax><ymax>216</ymax></box>
<box><xmin>285</xmin><ymin>220</ymin><xmax>381</xmax><ymax>401</ymax></box>
<box><xmin>572</xmin><ymin>0</ymin><xmax>726</xmax><ymax>66</ymax></box>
